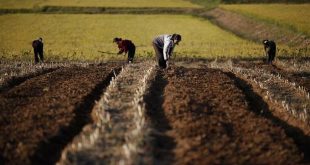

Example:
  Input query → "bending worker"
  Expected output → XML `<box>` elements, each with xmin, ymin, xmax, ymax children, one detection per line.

<box><xmin>113</xmin><ymin>37</ymin><xmax>136</xmax><ymax>63</ymax></box>
<box><xmin>263</xmin><ymin>39</ymin><xmax>276</xmax><ymax>65</ymax></box>
<box><xmin>152</xmin><ymin>34</ymin><xmax>181</xmax><ymax>69</ymax></box>
<box><xmin>32</xmin><ymin>37</ymin><xmax>44</xmax><ymax>64</ymax></box>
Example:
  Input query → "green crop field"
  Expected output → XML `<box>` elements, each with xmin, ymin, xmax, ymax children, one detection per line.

<box><xmin>221</xmin><ymin>4</ymin><xmax>310</xmax><ymax>36</ymax></box>
<box><xmin>0</xmin><ymin>14</ymin><xmax>278</xmax><ymax>61</ymax></box>
<box><xmin>0</xmin><ymin>0</ymin><xmax>201</xmax><ymax>9</ymax></box>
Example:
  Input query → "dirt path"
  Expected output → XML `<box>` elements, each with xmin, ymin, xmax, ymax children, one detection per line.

<box><xmin>202</xmin><ymin>8</ymin><xmax>310</xmax><ymax>48</ymax></box>
<box><xmin>146</xmin><ymin>65</ymin><xmax>303</xmax><ymax>164</ymax></box>
<box><xmin>0</xmin><ymin>63</ymin><xmax>120</xmax><ymax>165</ymax></box>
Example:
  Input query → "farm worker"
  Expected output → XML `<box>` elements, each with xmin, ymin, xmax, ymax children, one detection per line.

<box><xmin>113</xmin><ymin>37</ymin><xmax>136</xmax><ymax>63</ymax></box>
<box><xmin>32</xmin><ymin>37</ymin><xmax>44</xmax><ymax>64</ymax></box>
<box><xmin>263</xmin><ymin>39</ymin><xmax>276</xmax><ymax>65</ymax></box>
<box><xmin>152</xmin><ymin>34</ymin><xmax>181</xmax><ymax>69</ymax></box>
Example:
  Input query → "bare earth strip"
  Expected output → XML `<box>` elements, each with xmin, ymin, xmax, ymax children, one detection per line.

<box><xmin>0</xmin><ymin>63</ymin><xmax>120</xmax><ymax>165</ymax></box>
<box><xmin>0</xmin><ymin>62</ymin><xmax>65</xmax><ymax>92</ymax></box>
<box><xmin>202</xmin><ymin>8</ymin><xmax>310</xmax><ymax>48</ymax></box>
<box><xmin>58</xmin><ymin>61</ymin><xmax>155</xmax><ymax>164</ymax></box>
<box><xmin>210</xmin><ymin>60</ymin><xmax>310</xmax><ymax>161</ymax></box>
<box><xmin>210</xmin><ymin>61</ymin><xmax>310</xmax><ymax>127</ymax></box>
<box><xmin>146</xmin><ymin>65</ymin><xmax>302</xmax><ymax>164</ymax></box>
<box><xmin>234</xmin><ymin>60</ymin><xmax>310</xmax><ymax>94</ymax></box>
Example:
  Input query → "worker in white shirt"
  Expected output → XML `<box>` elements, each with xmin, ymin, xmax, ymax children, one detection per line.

<box><xmin>152</xmin><ymin>34</ymin><xmax>182</xmax><ymax>69</ymax></box>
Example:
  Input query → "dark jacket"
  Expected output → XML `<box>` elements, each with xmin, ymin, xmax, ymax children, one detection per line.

<box><xmin>32</xmin><ymin>40</ymin><xmax>43</xmax><ymax>52</ymax></box>
<box><xmin>264</xmin><ymin>40</ymin><xmax>276</xmax><ymax>54</ymax></box>
<box><xmin>117</xmin><ymin>40</ymin><xmax>135</xmax><ymax>54</ymax></box>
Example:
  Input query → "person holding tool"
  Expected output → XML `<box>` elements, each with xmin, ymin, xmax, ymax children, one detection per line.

<box><xmin>152</xmin><ymin>34</ymin><xmax>181</xmax><ymax>69</ymax></box>
<box><xmin>113</xmin><ymin>37</ymin><xmax>136</xmax><ymax>63</ymax></box>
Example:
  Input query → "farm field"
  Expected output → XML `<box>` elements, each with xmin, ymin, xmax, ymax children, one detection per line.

<box><xmin>221</xmin><ymin>4</ymin><xmax>310</xmax><ymax>36</ymax></box>
<box><xmin>0</xmin><ymin>0</ymin><xmax>201</xmax><ymax>8</ymax></box>
<box><xmin>1</xmin><ymin>1</ymin><xmax>310</xmax><ymax>165</ymax></box>
<box><xmin>0</xmin><ymin>14</ymin><xmax>267</xmax><ymax>61</ymax></box>
<box><xmin>1</xmin><ymin>59</ymin><xmax>309</xmax><ymax>164</ymax></box>
<box><xmin>0</xmin><ymin>62</ymin><xmax>122</xmax><ymax>164</ymax></box>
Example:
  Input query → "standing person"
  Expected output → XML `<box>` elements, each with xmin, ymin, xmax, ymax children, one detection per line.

<box><xmin>152</xmin><ymin>34</ymin><xmax>181</xmax><ymax>69</ymax></box>
<box><xmin>32</xmin><ymin>37</ymin><xmax>44</xmax><ymax>64</ymax></box>
<box><xmin>113</xmin><ymin>37</ymin><xmax>136</xmax><ymax>63</ymax></box>
<box><xmin>263</xmin><ymin>39</ymin><xmax>276</xmax><ymax>65</ymax></box>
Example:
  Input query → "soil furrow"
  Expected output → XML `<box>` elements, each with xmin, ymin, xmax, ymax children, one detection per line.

<box><xmin>224</xmin><ymin>71</ymin><xmax>310</xmax><ymax>163</ymax></box>
<box><xmin>144</xmin><ymin>69</ymin><xmax>175</xmax><ymax>164</ymax></box>
<box><xmin>152</xmin><ymin>66</ymin><xmax>302</xmax><ymax>164</ymax></box>
<box><xmin>58</xmin><ymin>62</ymin><xmax>155</xmax><ymax>165</ymax></box>
<box><xmin>211</xmin><ymin>61</ymin><xmax>310</xmax><ymax>125</ymax></box>
<box><xmin>0</xmin><ymin>64</ymin><xmax>120</xmax><ymax>165</ymax></box>
<box><xmin>235</xmin><ymin>60</ymin><xmax>310</xmax><ymax>93</ymax></box>
<box><xmin>0</xmin><ymin>67</ymin><xmax>59</xmax><ymax>93</ymax></box>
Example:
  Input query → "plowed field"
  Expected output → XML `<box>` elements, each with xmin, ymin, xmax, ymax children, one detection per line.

<box><xmin>0</xmin><ymin>63</ymin><xmax>121</xmax><ymax>165</ymax></box>
<box><xmin>145</xmin><ymin>65</ymin><xmax>307</xmax><ymax>164</ymax></box>
<box><xmin>1</xmin><ymin>60</ymin><xmax>309</xmax><ymax>165</ymax></box>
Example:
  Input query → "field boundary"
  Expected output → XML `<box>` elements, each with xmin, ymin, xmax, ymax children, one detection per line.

<box><xmin>0</xmin><ymin>6</ymin><xmax>204</xmax><ymax>14</ymax></box>
<box><xmin>200</xmin><ymin>8</ymin><xmax>310</xmax><ymax>48</ymax></box>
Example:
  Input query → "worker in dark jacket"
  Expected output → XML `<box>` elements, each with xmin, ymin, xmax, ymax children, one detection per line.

<box><xmin>152</xmin><ymin>34</ymin><xmax>181</xmax><ymax>69</ymax></box>
<box><xmin>113</xmin><ymin>37</ymin><xmax>136</xmax><ymax>63</ymax></box>
<box><xmin>32</xmin><ymin>37</ymin><xmax>44</xmax><ymax>64</ymax></box>
<box><xmin>263</xmin><ymin>39</ymin><xmax>276</xmax><ymax>65</ymax></box>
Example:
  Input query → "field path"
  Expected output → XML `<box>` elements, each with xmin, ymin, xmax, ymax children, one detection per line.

<box><xmin>203</xmin><ymin>8</ymin><xmax>309</xmax><ymax>47</ymax></box>
<box><xmin>58</xmin><ymin>62</ymin><xmax>156</xmax><ymax>164</ymax></box>
<box><xmin>0</xmin><ymin>63</ymin><xmax>120</xmax><ymax>165</ymax></box>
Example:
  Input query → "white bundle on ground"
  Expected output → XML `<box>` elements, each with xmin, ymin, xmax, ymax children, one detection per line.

<box><xmin>58</xmin><ymin>61</ymin><xmax>156</xmax><ymax>165</ymax></box>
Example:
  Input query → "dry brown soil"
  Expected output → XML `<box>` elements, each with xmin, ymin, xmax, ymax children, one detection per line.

<box><xmin>234</xmin><ymin>60</ymin><xmax>310</xmax><ymax>93</ymax></box>
<box><xmin>0</xmin><ymin>63</ymin><xmax>120</xmax><ymax>165</ymax></box>
<box><xmin>146</xmin><ymin>65</ymin><xmax>305</xmax><ymax>164</ymax></box>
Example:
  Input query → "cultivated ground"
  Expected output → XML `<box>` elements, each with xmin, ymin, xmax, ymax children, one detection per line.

<box><xmin>0</xmin><ymin>62</ymin><xmax>121</xmax><ymax>164</ymax></box>
<box><xmin>1</xmin><ymin>1</ymin><xmax>309</xmax><ymax>165</ymax></box>
<box><xmin>0</xmin><ymin>59</ymin><xmax>309</xmax><ymax>165</ymax></box>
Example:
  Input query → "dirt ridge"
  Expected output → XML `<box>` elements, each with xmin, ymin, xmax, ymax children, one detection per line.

<box><xmin>0</xmin><ymin>64</ymin><xmax>120</xmax><ymax>165</ymax></box>
<box><xmin>202</xmin><ymin>8</ymin><xmax>310</xmax><ymax>48</ymax></box>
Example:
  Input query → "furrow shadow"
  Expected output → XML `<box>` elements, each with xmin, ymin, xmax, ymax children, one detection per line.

<box><xmin>30</xmin><ymin>67</ymin><xmax>121</xmax><ymax>165</ymax></box>
<box><xmin>224</xmin><ymin>71</ymin><xmax>310</xmax><ymax>163</ymax></box>
<box><xmin>0</xmin><ymin>67</ymin><xmax>59</xmax><ymax>93</ymax></box>
<box><xmin>144</xmin><ymin>69</ymin><xmax>175</xmax><ymax>165</ymax></box>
